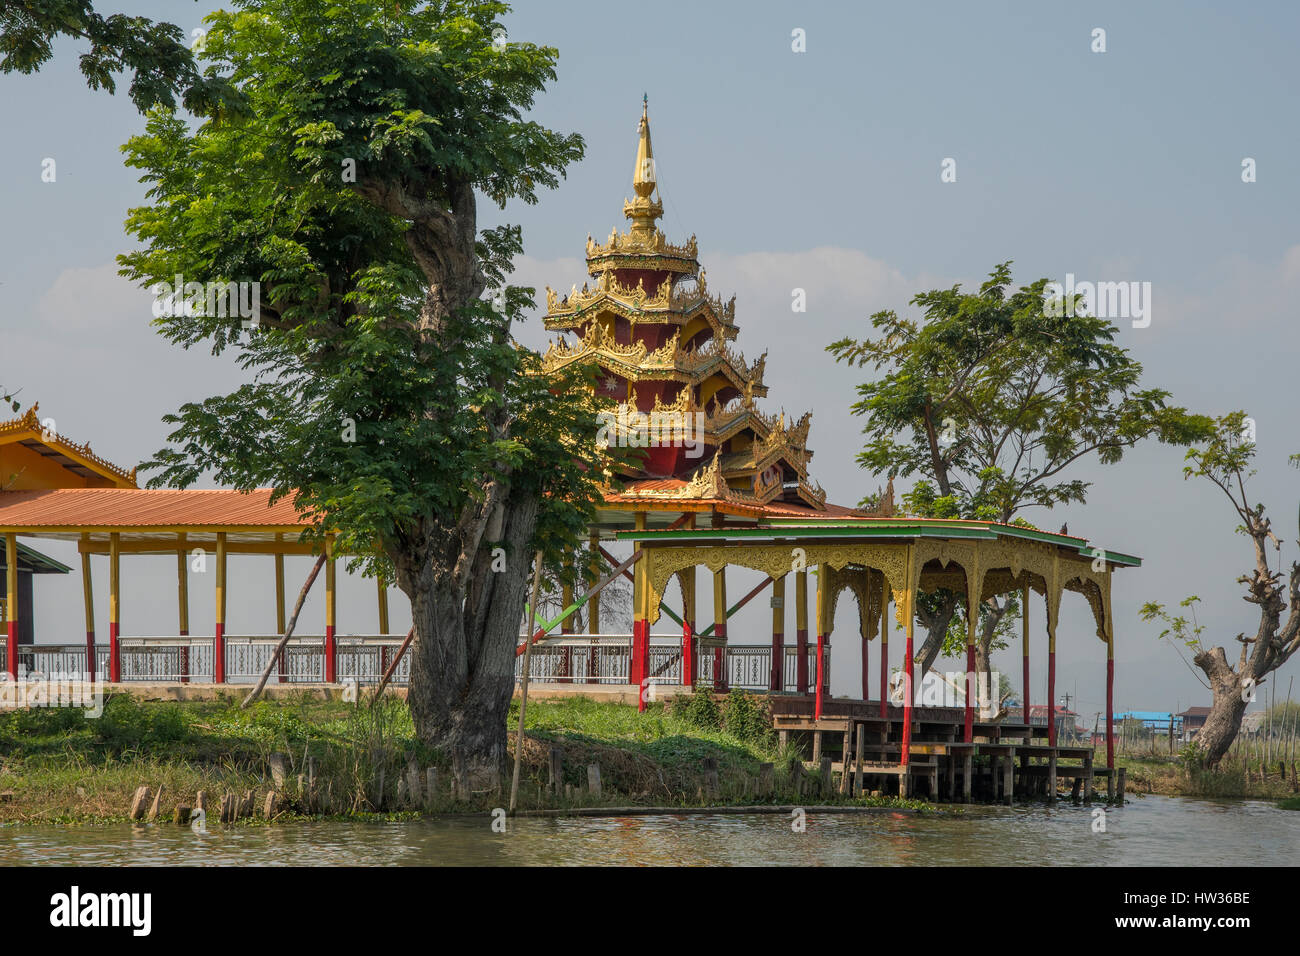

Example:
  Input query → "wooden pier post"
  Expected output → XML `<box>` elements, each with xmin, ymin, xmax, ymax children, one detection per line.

<box><xmin>854</xmin><ymin>723</ymin><xmax>865</xmax><ymax>795</ymax></box>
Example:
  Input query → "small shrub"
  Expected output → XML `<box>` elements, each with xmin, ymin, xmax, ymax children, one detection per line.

<box><xmin>721</xmin><ymin>689</ymin><xmax>773</xmax><ymax>747</ymax></box>
<box><xmin>674</xmin><ymin>690</ymin><xmax>721</xmax><ymax>731</ymax></box>
<box><xmin>92</xmin><ymin>696</ymin><xmax>189</xmax><ymax>750</ymax></box>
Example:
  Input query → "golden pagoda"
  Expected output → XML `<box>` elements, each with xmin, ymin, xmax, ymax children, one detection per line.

<box><xmin>542</xmin><ymin>98</ymin><xmax>827</xmax><ymax>515</ymax></box>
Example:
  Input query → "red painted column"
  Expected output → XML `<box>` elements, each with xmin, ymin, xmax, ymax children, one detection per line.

<box><xmin>795</xmin><ymin>570</ymin><xmax>809</xmax><ymax>694</ymax></box>
<box><xmin>1106</xmin><ymin>640</ymin><xmax>1115</xmax><ymax>768</ymax></box>
<box><xmin>813</xmin><ymin>564</ymin><xmax>827</xmax><ymax>720</ymax></box>
<box><xmin>323</xmin><ymin>537</ymin><xmax>337</xmax><ymax>684</ymax></box>
<box><xmin>902</xmin><ymin>622</ymin><xmax>914</xmax><ymax>767</ymax></box>
<box><xmin>630</xmin><ymin>515</ymin><xmax>647</xmax><ymax>700</ymax></box>
<box><xmin>108</xmin><ymin>532</ymin><xmax>121</xmax><ymax>683</ymax></box>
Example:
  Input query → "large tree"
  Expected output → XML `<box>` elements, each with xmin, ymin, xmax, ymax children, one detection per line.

<box><xmin>1141</xmin><ymin>412</ymin><xmax>1300</xmax><ymax>767</ymax></box>
<box><xmin>829</xmin><ymin>263</ymin><xmax>1212</xmax><ymax>693</ymax></box>
<box><xmin>104</xmin><ymin>0</ymin><xmax>609</xmax><ymax>785</ymax></box>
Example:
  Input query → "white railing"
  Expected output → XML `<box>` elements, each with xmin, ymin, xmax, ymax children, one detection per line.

<box><xmin>0</xmin><ymin>636</ymin><xmax>411</xmax><ymax>685</ymax></box>
<box><xmin>515</xmin><ymin>635</ymin><xmax>826</xmax><ymax>692</ymax></box>
<box><xmin>3</xmin><ymin>635</ymin><xmax>824</xmax><ymax>692</ymax></box>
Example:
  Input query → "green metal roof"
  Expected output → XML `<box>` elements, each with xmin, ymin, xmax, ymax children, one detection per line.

<box><xmin>615</xmin><ymin>519</ymin><xmax>1141</xmax><ymax>568</ymax></box>
<box><xmin>0</xmin><ymin>542</ymin><xmax>73</xmax><ymax>575</ymax></box>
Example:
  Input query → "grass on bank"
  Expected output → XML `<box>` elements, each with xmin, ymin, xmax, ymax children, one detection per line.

<box><xmin>0</xmin><ymin>689</ymin><xmax>927</xmax><ymax>825</ymax></box>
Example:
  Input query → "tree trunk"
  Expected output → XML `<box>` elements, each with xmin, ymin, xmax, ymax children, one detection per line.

<box><xmin>1194</xmin><ymin>646</ymin><xmax>1250</xmax><ymax>768</ymax></box>
<box><xmin>914</xmin><ymin>591</ymin><xmax>960</xmax><ymax>678</ymax></box>
<box><xmin>395</xmin><ymin>492</ymin><xmax>540</xmax><ymax>792</ymax></box>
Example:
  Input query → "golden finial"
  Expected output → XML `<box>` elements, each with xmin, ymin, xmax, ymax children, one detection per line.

<box><xmin>633</xmin><ymin>94</ymin><xmax>655</xmax><ymax>198</ymax></box>
<box><xmin>625</xmin><ymin>96</ymin><xmax>663</xmax><ymax>237</ymax></box>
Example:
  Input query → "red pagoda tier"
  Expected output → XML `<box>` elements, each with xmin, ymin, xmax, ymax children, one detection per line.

<box><xmin>542</xmin><ymin>99</ymin><xmax>858</xmax><ymax>521</ymax></box>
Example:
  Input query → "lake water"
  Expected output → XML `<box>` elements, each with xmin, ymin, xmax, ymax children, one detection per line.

<box><xmin>1</xmin><ymin>795</ymin><xmax>1296</xmax><ymax>866</ymax></box>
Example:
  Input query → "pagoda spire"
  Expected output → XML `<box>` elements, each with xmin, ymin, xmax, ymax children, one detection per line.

<box><xmin>625</xmin><ymin>95</ymin><xmax>663</xmax><ymax>238</ymax></box>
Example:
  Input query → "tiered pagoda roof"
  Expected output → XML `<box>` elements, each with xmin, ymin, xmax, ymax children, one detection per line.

<box><xmin>542</xmin><ymin>100</ymin><xmax>832</xmax><ymax>516</ymax></box>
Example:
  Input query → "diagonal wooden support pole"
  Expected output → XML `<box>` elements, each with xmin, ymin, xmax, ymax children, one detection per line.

<box><xmin>515</xmin><ymin>551</ymin><xmax>643</xmax><ymax>655</ymax></box>
<box><xmin>698</xmin><ymin>575</ymin><xmax>775</xmax><ymax>638</ymax></box>
<box><xmin>598</xmin><ymin>544</ymin><xmax>685</xmax><ymax>627</ymax></box>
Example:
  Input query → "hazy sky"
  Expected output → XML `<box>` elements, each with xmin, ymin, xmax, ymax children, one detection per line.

<box><xmin>2</xmin><ymin>1</ymin><xmax>1298</xmax><ymax>718</ymax></box>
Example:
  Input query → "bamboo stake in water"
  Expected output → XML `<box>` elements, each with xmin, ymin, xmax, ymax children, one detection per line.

<box><xmin>509</xmin><ymin>551</ymin><xmax>545</xmax><ymax>815</ymax></box>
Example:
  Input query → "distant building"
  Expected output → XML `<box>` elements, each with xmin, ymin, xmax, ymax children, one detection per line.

<box><xmin>1115</xmin><ymin>710</ymin><xmax>1182</xmax><ymax>735</ymax></box>
<box><xmin>1178</xmin><ymin>706</ymin><xmax>1212</xmax><ymax>738</ymax></box>
<box><xmin>0</xmin><ymin>541</ymin><xmax>70</xmax><ymax>645</ymax></box>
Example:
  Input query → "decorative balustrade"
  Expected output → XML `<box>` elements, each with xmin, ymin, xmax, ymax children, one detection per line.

<box><xmin>0</xmin><ymin>636</ymin><xmax>410</xmax><ymax>685</ymax></box>
<box><xmin>1</xmin><ymin>636</ymin><xmax>823</xmax><ymax>693</ymax></box>
<box><xmin>514</xmin><ymin>635</ymin><xmax>825</xmax><ymax>693</ymax></box>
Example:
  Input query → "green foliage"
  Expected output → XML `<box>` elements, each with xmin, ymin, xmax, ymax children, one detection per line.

<box><xmin>672</xmin><ymin>690</ymin><xmax>722</xmax><ymax>731</ymax></box>
<box><xmin>92</xmin><ymin>696</ymin><xmax>190</xmax><ymax>751</ymax></box>
<box><xmin>0</xmin><ymin>702</ymin><xmax>86</xmax><ymax>738</ymax></box>
<box><xmin>112</xmin><ymin>0</ymin><xmax>611</xmax><ymax>582</ymax></box>
<box><xmin>1179</xmin><ymin>739</ymin><xmax>1207</xmax><ymax>768</ymax></box>
<box><xmin>827</xmin><ymin>262</ymin><xmax>1213</xmax><ymax>523</ymax></box>
<box><xmin>1139</xmin><ymin>595</ymin><xmax>1205</xmax><ymax>652</ymax></box>
<box><xmin>0</xmin><ymin>0</ymin><xmax>242</xmax><ymax>114</ymax></box>
<box><xmin>720</xmin><ymin>689</ymin><xmax>775</xmax><ymax>747</ymax></box>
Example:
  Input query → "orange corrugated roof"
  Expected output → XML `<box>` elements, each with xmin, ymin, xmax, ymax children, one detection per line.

<box><xmin>0</xmin><ymin>488</ymin><xmax>313</xmax><ymax>530</ymax></box>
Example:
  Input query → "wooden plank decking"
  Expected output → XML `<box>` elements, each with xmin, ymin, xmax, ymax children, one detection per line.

<box><xmin>770</xmin><ymin>695</ymin><xmax>1122</xmax><ymax>804</ymax></box>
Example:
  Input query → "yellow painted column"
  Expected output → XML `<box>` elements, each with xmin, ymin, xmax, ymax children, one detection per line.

<box><xmin>80</xmin><ymin>536</ymin><xmax>95</xmax><ymax>682</ymax></box>
<box><xmin>274</xmin><ymin>539</ymin><xmax>287</xmax><ymax>684</ymax></box>
<box><xmin>377</xmin><ymin>574</ymin><xmax>390</xmax><ymax>635</ymax></box>
<box><xmin>712</xmin><ymin>565</ymin><xmax>728</xmax><ymax>692</ymax></box>
<box><xmin>5</xmin><ymin>533</ymin><xmax>17</xmax><ymax>678</ymax></box>
<box><xmin>324</xmin><ymin>535</ymin><xmax>337</xmax><ymax>683</ymax></box>
<box><xmin>214</xmin><ymin>531</ymin><xmax>227</xmax><ymax>683</ymax></box>
<box><xmin>109</xmin><ymin>532</ymin><xmax>121</xmax><ymax>682</ymax></box>
<box><xmin>770</xmin><ymin>574</ymin><xmax>786</xmax><ymax>691</ymax></box>
<box><xmin>587</xmin><ymin>530</ymin><xmax>601</xmax><ymax>636</ymax></box>
<box><xmin>631</xmin><ymin>513</ymin><xmax>647</xmax><ymax>698</ymax></box>
<box><xmin>814</xmin><ymin>565</ymin><xmax>827</xmax><ymax>718</ymax></box>
<box><xmin>177</xmin><ymin>533</ymin><xmax>190</xmax><ymax>683</ymax></box>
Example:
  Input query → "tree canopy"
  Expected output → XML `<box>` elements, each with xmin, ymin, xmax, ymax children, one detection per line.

<box><xmin>829</xmin><ymin>263</ymin><xmax>1213</xmax><ymax>680</ymax></box>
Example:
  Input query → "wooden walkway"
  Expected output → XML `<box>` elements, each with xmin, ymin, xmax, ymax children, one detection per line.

<box><xmin>770</xmin><ymin>697</ymin><xmax>1125</xmax><ymax>804</ymax></box>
